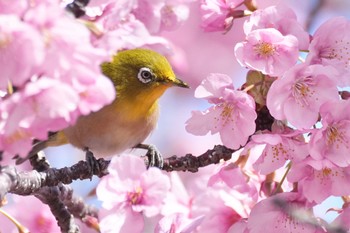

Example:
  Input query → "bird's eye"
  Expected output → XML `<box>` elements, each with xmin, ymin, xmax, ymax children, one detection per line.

<box><xmin>137</xmin><ymin>67</ymin><xmax>154</xmax><ymax>84</ymax></box>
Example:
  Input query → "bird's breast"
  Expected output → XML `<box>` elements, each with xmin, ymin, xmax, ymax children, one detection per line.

<box><xmin>63</xmin><ymin>100</ymin><xmax>159</xmax><ymax>157</ymax></box>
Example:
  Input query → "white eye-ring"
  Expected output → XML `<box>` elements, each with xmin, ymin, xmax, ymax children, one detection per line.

<box><xmin>137</xmin><ymin>67</ymin><xmax>154</xmax><ymax>83</ymax></box>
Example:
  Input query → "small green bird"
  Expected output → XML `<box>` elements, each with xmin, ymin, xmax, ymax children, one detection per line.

<box><xmin>20</xmin><ymin>48</ymin><xmax>189</xmax><ymax>167</ymax></box>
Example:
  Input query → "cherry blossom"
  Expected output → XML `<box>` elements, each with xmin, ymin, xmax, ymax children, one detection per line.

<box><xmin>244</xmin><ymin>4</ymin><xmax>309</xmax><ymax>50</ymax></box>
<box><xmin>235</xmin><ymin>28</ymin><xmax>299</xmax><ymax>77</ymax></box>
<box><xmin>228</xmin><ymin>219</ymin><xmax>249</xmax><ymax>233</ymax></box>
<box><xmin>288</xmin><ymin>157</ymin><xmax>350</xmax><ymax>204</ymax></box>
<box><xmin>331</xmin><ymin>205</ymin><xmax>350</xmax><ymax>232</ymax></box>
<box><xmin>0</xmin><ymin>1</ymin><xmax>116</xmax><ymax>158</ymax></box>
<box><xmin>161</xmin><ymin>172</ymin><xmax>193</xmax><ymax>217</ymax></box>
<box><xmin>0</xmin><ymin>0</ymin><xmax>27</xmax><ymax>15</ymax></box>
<box><xmin>306</xmin><ymin>17</ymin><xmax>350</xmax><ymax>87</ymax></box>
<box><xmin>0</xmin><ymin>77</ymin><xmax>79</xmax><ymax>157</ymax></box>
<box><xmin>266</xmin><ymin>63</ymin><xmax>339</xmax><ymax>129</ymax></box>
<box><xmin>200</xmin><ymin>0</ymin><xmax>244</xmax><ymax>32</ymax></box>
<box><xmin>1</xmin><ymin>1</ymin><xmax>350</xmax><ymax>232</ymax></box>
<box><xmin>92</xmin><ymin>15</ymin><xmax>169</xmax><ymax>55</ymax></box>
<box><xmin>159</xmin><ymin>1</ymin><xmax>190</xmax><ymax>31</ymax></box>
<box><xmin>193</xmin><ymin>189</ymin><xmax>246</xmax><ymax>233</ymax></box>
<box><xmin>247</xmin><ymin>192</ymin><xmax>324</xmax><ymax>233</ymax></box>
<box><xmin>155</xmin><ymin>213</ymin><xmax>204</xmax><ymax>233</ymax></box>
<box><xmin>186</xmin><ymin>73</ymin><xmax>257</xmax><ymax>149</ymax></box>
<box><xmin>250</xmin><ymin>131</ymin><xmax>309</xmax><ymax>175</ymax></box>
<box><xmin>208</xmin><ymin>161</ymin><xmax>247</xmax><ymax>188</ymax></box>
<box><xmin>133</xmin><ymin>0</ymin><xmax>190</xmax><ymax>33</ymax></box>
<box><xmin>97</xmin><ymin>155</ymin><xmax>170</xmax><ymax>233</ymax></box>
<box><xmin>6</xmin><ymin>196</ymin><xmax>61</xmax><ymax>233</ymax></box>
<box><xmin>0</xmin><ymin>15</ymin><xmax>44</xmax><ymax>90</ymax></box>
<box><xmin>309</xmin><ymin>100</ymin><xmax>350</xmax><ymax>167</ymax></box>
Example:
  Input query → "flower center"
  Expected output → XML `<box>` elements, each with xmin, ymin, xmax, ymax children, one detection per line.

<box><xmin>326</xmin><ymin>125</ymin><xmax>349</xmax><ymax>149</ymax></box>
<box><xmin>291</xmin><ymin>76</ymin><xmax>315</xmax><ymax>107</ymax></box>
<box><xmin>0</xmin><ymin>34</ymin><xmax>11</xmax><ymax>48</ymax></box>
<box><xmin>5</xmin><ymin>129</ymin><xmax>31</xmax><ymax>144</ymax></box>
<box><xmin>320</xmin><ymin>39</ymin><xmax>350</xmax><ymax>70</ymax></box>
<box><xmin>254</xmin><ymin>41</ymin><xmax>276</xmax><ymax>57</ymax></box>
<box><xmin>271</xmin><ymin>143</ymin><xmax>289</xmax><ymax>162</ymax></box>
<box><xmin>220</xmin><ymin>102</ymin><xmax>234</xmax><ymax>126</ymax></box>
<box><xmin>315</xmin><ymin>167</ymin><xmax>344</xmax><ymax>185</ymax></box>
<box><xmin>35</xmin><ymin>213</ymin><xmax>53</xmax><ymax>233</ymax></box>
<box><xmin>322</xmin><ymin>167</ymin><xmax>332</xmax><ymax>176</ymax></box>
<box><xmin>127</xmin><ymin>186</ymin><xmax>143</xmax><ymax>205</ymax></box>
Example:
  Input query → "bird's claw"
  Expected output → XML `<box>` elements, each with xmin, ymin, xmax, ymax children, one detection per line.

<box><xmin>136</xmin><ymin>144</ymin><xmax>163</xmax><ymax>169</ymax></box>
<box><xmin>85</xmin><ymin>150</ymin><xmax>101</xmax><ymax>178</ymax></box>
<box><xmin>145</xmin><ymin>144</ymin><xmax>163</xmax><ymax>169</ymax></box>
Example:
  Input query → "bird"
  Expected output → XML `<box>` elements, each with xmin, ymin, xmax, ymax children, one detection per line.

<box><xmin>17</xmin><ymin>48</ymin><xmax>189</xmax><ymax>168</ymax></box>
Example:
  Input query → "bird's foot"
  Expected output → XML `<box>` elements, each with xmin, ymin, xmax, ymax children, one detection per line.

<box><xmin>136</xmin><ymin>144</ymin><xmax>163</xmax><ymax>169</ymax></box>
<box><xmin>85</xmin><ymin>149</ymin><xmax>101</xmax><ymax>178</ymax></box>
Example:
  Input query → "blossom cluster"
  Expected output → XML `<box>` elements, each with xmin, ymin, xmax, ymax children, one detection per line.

<box><xmin>0</xmin><ymin>1</ymin><xmax>114</xmax><ymax>157</ymax></box>
<box><xmin>2</xmin><ymin>1</ymin><xmax>350</xmax><ymax>233</ymax></box>
<box><xmin>0</xmin><ymin>0</ymin><xmax>190</xmax><ymax>158</ymax></box>
<box><xmin>184</xmin><ymin>2</ymin><xmax>350</xmax><ymax>232</ymax></box>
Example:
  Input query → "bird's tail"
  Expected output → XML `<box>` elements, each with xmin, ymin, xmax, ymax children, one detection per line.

<box><xmin>15</xmin><ymin>131</ymin><xmax>68</xmax><ymax>164</ymax></box>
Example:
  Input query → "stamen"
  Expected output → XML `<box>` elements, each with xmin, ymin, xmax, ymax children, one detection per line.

<box><xmin>254</xmin><ymin>41</ymin><xmax>276</xmax><ymax>57</ymax></box>
<box><xmin>291</xmin><ymin>76</ymin><xmax>315</xmax><ymax>107</ymax></box>
<box><xmin>127</xmin><ymin>186</ymin><xmax>143</xmax><ymax>205</ymax></box>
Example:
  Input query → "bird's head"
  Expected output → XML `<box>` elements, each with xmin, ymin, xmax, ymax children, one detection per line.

<box><xmin>101</xmin><ymin>48</ymin><xmax>189</xmax><ymax>106</ymax></box>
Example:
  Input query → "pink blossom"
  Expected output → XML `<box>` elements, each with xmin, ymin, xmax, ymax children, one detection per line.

<box><xmin>23</xmin><ymin>1</ymin><xmax>116</xmax><ymax>106</ymax></box>
<box><xmin>208</xmin><ymin>161</ymin><xmax>247</xmax><ymax>188</ymax></box>
<box><xmin>309</xmin><ymin>100</ymin><xmax>350</xmax><ymax>167</ymax></box>
<box><xmin>207</xmin><ymin>158</ymin><xmax>260</xmax><ymax>204</ymax></box>
<box><xmin>306</xmin><ymin>17</ymin><xmax>350</xmax><ymax>87</ymax></box>
<box><xmin>186</xmin><ymin>73</ymin><xmax>257</xmax><ymax>149</ymax></box>
<box><xmin>132</xmin><ymin>0</ymin><xmax>164</xmax><ymax>33</ymax></box>
<box><xmin>288</xmin><ymin>157</ymin><xmax>350</xmax><ymax>203</ymax></box>
<box><xmin>94</xmin><ymin>1</ymin><xmax>137</xmax><ymax>29</ymax></box>
<box><xmin>0</xmin><ymin>77</ymin><xmax>79</xmax><ymax>157</ymax></box>
<box><xmin>193</xmin><ymin>189</ymin><xmax>246</xmax><ymax>233</ymax></box>
<box><xmin>162</xmin><ymin>172</ymin><xmax>193</xmax><ymax>217</ymax></box>
<box><xmin>0</xmin><ymin>0</ymin><xmax>27</xmax><ymax>15</ymax></box>
<box><xmin>159</xmin><ymin>2</ymin><xmax>190</xmax><ymax>31</ymax></box>
<box><xmin>235</xmin><ymin>28</ymin><xmax>299</xmax><ymax>77</ymax></box>
<box><xmin>250</xmin><ymin>132</ymin><xmax>309</xmax><ymax>175</ymax></box>
<box><xmin>200</xmin><ymin>0</ymin><xmax>244</xmax><ymax>32</ymax></box>
<box><xmin>88</xmin><ymin>0</ymin><xmax>119</xmax><ymax>7</ymax></box>
<box><xmin>0</xmin><ymin>1</ymin><xmax>116</xmax><ymax>158</ymax></box>
<box><xmin>6</xmin><ymin>196</ymin><xmax>60</xmax><ymax>233</ymax></box>
<box><xmin>97</xmin><ymin>155</ymin><xmax>170</xmax><ymax>233</ymax></box>
<box><xmin>247</xmin><ymin>192</ymin><xmax>321</xmax><ymax>233</ymax></box>
<box><xmin>93</xmin><ymin>14</ymin><xmax>169</xmax><ymax>55</ymax></box>
<box><xmin>133</xmin><ymin>0</ymin><xmax>190</xmax><ymax>33</ymax></box>
<box><xmin>155</xmin><ymin>213</ymin><xmax>204</xmax><ymax>233</ymax></box>
<box><xmin>228</xmin><ymin>219</ymin><xmax>249</xmax><ymax>233</ymax></box>
<box><xmin>92</xmin><ymin>0</ymin><xmax>189</xmax><ymax>53</ymax></box>
<box><xmin>331</xmin><ymin>205</ymin><xmax>350</xmax><ymax>232</ymax></box>
<box><xmin>23</xmin><ymin>2</ymin><xmax>110</xmax><ymax>83</ymax></box>
<box><xmin>266</xmin><ymin>64</ymin><xmax>339</xmax><ymax>129</ymax></box>
<box><xmin>244</xmin><ymin>4</ymin><xmax>309</xmax><ymax>50</ymax></box>
<box><xmin>0</xmin><ymin>15</ymin><xmax>44</xmax><ymax>89</ymax></box>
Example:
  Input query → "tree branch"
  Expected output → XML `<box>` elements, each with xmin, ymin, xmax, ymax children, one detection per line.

<box><xmin>0</xmin><ymin>144</ymin><xmax>236</xmax><ymax>232</ymax></box>
<box><xmin>0</xmin><ymin>145</ymin><xmax>236</xmax><ymax>199</ymax></box>
<box><xmin>161</xmin><ymin>145</ymin><xmax>236</xmax><ymax>172</ymax></box>
<box><xmin>35</xmin><ymin>186</ymin><xmax>80</xmax><ymax>233</ymax></box>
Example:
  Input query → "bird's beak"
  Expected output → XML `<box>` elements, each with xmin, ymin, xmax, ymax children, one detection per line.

<box><xmin>171</xmin><ymin>77</ymin><xmax>190</xmax><ymax>88</ymax></box>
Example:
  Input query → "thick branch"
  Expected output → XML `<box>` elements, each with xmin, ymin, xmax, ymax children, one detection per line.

<box><xmin>30</xmin><ymin>154</ymin><xmax>96</xmax><ymax>233</ymax></box>
<box><xmin>35</xmin><ymin>186</ymin><xmax>80</xmax><ymax>233</ymax></box>
<box><xmin>162</xmin><ymin>145</ymin><xmax>235</xmax><ymax>172</ymax></box>
<box><xmin>58</xmin><ymin>184</ymin><xmax>98</xmax><ymax>219</ymax></box>
<box><xmin>0</xmin><ymin>145</ymin><xmax>235</xmax><ymax>199</ymax></box>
